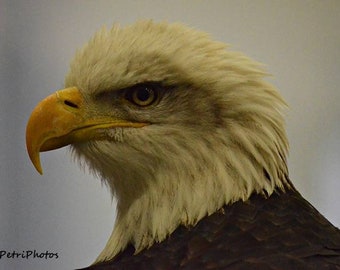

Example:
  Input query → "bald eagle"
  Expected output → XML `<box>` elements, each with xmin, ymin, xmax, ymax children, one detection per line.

<box><xmin>26</xmin><ymin>21</ymin><xmax>340</xmax><ymax>269</ymax></box>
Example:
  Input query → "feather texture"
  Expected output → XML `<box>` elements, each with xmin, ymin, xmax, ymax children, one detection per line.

<box><xmin>79</xmin><ymin>188</ymin><xmax>340</xmax><ymax>269</ymax></box>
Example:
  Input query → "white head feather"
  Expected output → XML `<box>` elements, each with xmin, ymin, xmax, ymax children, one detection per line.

<box><xmin>65</xmin><ymin>21</ymin><xmax>290</xmax><ymax>263</ymax></box>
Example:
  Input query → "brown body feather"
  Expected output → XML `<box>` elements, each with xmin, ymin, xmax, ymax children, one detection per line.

<box><xmin>80</xmin><ymin>188</ymin><xmax>340</xmax><ymax>270</ymax></box>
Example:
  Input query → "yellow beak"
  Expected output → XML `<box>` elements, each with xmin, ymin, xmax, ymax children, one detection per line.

<box><xmin>26</xmin><ymin>87</ymin><xmax>147</xmax><ymax>174</ymax></box>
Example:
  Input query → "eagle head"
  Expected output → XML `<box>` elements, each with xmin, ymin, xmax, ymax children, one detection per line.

<box><xmin>26</xmin><ymin>21</ymin><xmax>290</xmax><ymax>263</ymax></box>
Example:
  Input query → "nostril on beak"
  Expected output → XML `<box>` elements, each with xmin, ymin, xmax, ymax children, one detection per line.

<box><xmin>56</xmin><ymin>87</ymin><xmax>83</xmax><ymax>110</ymax></box>
<box><xmin>64</xmin><ymin>100</ymin><xmax>79</xmax><ymax>108</ymax></box>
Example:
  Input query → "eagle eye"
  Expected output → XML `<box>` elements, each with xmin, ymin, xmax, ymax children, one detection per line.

<box><xmin>126</xmin><ymin>84</ymin><xmax>158</xmax><ymax>107</ymax></box>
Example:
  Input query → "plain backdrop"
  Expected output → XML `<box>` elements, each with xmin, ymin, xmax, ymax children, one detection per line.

<box><xmin>1</xmin><ymin>1</ymin><xmax>339</xmax><ymax>269</ymax></box>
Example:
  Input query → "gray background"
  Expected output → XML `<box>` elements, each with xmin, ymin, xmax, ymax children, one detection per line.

<box><xmin>1</xmin><ymin>1</ymin><xmax>339</xmax><ymax>269</ymax></box>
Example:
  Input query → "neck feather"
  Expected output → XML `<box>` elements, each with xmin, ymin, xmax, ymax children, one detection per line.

<box><xmin>82</xmin><ymin>120</ymin><xmax>290</xmax><ymax>263</ymax></box>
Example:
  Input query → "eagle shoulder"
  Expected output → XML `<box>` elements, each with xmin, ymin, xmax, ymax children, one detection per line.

<box><xmin>80</xmin><ymin>189</ymin><xmax>340</xmax><ymax>269</ymax></box>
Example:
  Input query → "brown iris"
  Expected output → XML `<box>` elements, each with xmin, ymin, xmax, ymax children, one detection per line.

<box><xmin>126</xmin><ymin>84</ymin><xmax>158</xmax><ymax>107</ymax></box>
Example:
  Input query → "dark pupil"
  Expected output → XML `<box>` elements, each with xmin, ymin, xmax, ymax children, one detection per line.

<box><xmin>137</xmin><ymin>88</ymin><xmax>151</xmax><ymax>101</ymax></box>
